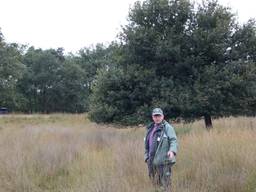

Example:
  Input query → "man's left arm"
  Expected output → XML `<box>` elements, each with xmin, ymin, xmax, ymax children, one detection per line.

<box><xmin>166</xmin><ymin>124</ymin><xmax>178</xmax><ymax>158</ymax></box>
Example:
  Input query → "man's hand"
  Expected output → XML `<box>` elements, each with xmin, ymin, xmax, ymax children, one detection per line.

<box><xmin>167</xmin><ymin>151</ymin><xmax>174</xmax><ymax>159</ymax></box>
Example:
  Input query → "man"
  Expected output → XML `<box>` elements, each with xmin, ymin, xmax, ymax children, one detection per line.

<box><xmin>144</xmin><ymin>108</ymin><xmax>178</xmax><ymax>191</ymax></box>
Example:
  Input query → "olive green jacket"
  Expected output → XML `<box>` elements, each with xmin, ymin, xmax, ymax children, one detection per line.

<box><xmin>144</xmin><ymin>120</ymin><xmax>178</xmax><ymax>165</ymax></box>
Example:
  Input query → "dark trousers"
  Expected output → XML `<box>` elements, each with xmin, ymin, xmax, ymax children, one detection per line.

<box><xmin>147</xmin><ymin>158</ymin><xmax>172</xmax><ymax>191</ymax></box>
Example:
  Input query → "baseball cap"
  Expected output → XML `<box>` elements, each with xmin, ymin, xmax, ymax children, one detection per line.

<box><xmin>152</xmin><ymin>108</ymin><xmax>164</xmax><ymax>116</ymax></box>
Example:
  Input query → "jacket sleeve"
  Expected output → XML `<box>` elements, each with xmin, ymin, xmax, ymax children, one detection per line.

<box><xmin>166</xmin><ymin>124</ymin><xmax>178</xmax><ymax>155</ymax></box>
<box><xmin>144</xmin><ymin>123</ymin><xmax>153</xmax><ymax>162</ymax></box>
<box><xmin>144</xmin><ymin>136</ymin><xmax>149</xmax><ymax>162</ymax></box>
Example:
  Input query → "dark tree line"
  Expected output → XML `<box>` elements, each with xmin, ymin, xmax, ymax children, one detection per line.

<box><xmin>1</xmin><ymin>0</ymin><xmax>256</xmax><ymax>128</ymax></box>
<box><xmin>0</xmin><ymin>32</ymin><xmax>117</xmax><ymax>113</ymax></box>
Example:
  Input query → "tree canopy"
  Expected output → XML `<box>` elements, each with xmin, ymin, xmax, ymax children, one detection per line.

<box><xmin>89</xmin><ymin>0</ymin><xmax>256</xmax><ymax>127</ymax></box>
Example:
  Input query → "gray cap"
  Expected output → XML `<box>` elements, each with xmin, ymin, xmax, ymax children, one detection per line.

<box><xmin>152</xmin><ymin>108</ymin><xmax>164</xmax><ymax>116</ymax></box>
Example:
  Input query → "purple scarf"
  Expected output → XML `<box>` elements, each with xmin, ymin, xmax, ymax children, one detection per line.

<box><xmin>148</xmin><ymin>124</ymin><xmax>158</xmax><ymax>151</ymax></box>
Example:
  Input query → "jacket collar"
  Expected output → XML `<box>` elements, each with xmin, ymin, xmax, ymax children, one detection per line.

<box><xmin>147</xmin><ymin>120</ymin><xmax>166</xmax><ymax>130</ymax></box>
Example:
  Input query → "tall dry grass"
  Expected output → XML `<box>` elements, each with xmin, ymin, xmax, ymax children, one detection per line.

<box><xmin>0</xmin><ymin>114</ymin><xmax>255</xmax><ymax>192</ymax></box>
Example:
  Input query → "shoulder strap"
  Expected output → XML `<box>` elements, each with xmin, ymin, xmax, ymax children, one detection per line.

<box><xmin>161</xmin><ymin>122</ymin><xmax>171</xmax><ymax>140</ymax></box>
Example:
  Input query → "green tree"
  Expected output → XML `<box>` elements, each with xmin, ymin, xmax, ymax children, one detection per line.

<box><xmin>0</xmin><ymin>30</ymin><xmax>26</xmax><ymax>111</ymax></box>
<box><xmin>89</xmin><ymin>0</ymin><xmax>256</xmax><ymax>128</ymax></box>
<box><xmin>19</xmin><ymin>47</ymin><xmax>63</xmax><ymax>113</ymax></box>
<box><xmin>54</xmin><ymin>56</ymin><xmax>89</xmax><ymax>112</ymax></box>
<box><xmin>89</xmin><ymin>64</ymin><xmax>156</xmax><ymax>125</ymax></box>
<box><xmin>183</xmin><ymin>1</ymin><xmax>256</xmax><ymax>128</ymax></box>
<box><xmin>19</xmin><ymin>47</ymin><xmax>91</xmax><ymax>113</ymax></box>
<box><xmin>77</xmin><ymin>43</ymin><xmax>120</xmax><ymax>92</ymax></box>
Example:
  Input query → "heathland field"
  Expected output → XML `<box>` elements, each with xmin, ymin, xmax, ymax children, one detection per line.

<box><xmin>0</xmin><ymin>114</ymin><xmax>255</xmax><ymax>192</ymax></box>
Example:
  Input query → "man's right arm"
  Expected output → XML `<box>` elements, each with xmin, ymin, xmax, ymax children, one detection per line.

<box><xmin>144</xmin><ymin>123</ymin><xmax>153</xmax><ymax>162</ymax></box>
<box><xmin>144</xmin><ymin>136</ymin><xmax>149</xmax><ymax>162</ymax></box>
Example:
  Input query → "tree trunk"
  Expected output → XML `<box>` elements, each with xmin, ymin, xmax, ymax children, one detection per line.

<box><xmin>204</xmin><ymin>114</ymin><xmax>213</xmax><ymax>129</ymax></box>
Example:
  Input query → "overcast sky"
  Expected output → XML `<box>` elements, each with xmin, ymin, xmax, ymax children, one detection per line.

<box><xmin>0</xmin><ymin>0</ymin><xmax>255</xmax><ymax>53</ymax></box>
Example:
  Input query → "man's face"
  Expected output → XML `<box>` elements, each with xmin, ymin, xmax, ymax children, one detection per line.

<box><xmin>152</xmin><ymin>114</ymin><xmax>164</xmax><ymax>124</ymax></box>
